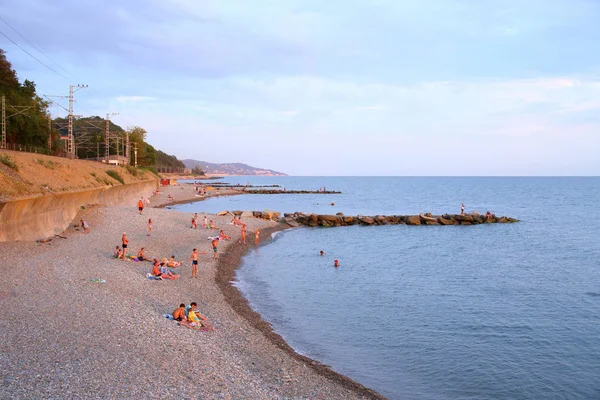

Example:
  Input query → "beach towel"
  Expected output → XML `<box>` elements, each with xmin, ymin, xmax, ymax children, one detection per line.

<box><xmin>146</xmin><ymin>273</ymin><xmax>162</xmax><ymax>280</ymax></box>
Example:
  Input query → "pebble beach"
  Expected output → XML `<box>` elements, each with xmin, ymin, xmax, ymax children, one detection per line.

<box><xmin>0</xmin><ymin>184</ymin><xmax>383</xmax><ymax>399</ymax></box>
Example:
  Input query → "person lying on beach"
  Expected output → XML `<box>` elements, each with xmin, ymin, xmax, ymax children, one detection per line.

<box><xmin>172</xmin><ymin>304</ymin><xmax>187</xmax><ymax>321</ymax></box>
<box><xmin>137</xmin><ymin>247</ymin><xmax>149</xmax><ymax>261</ymax></box>
<box><xmin>187</xmin><ymin>302</ymin><xmax>215</xmax><ymax>330</ymax></box>
<box><xmin>167</xmin><ymin>255</ymin><xmax>180</xmax><ymax>268</ymax></box>
<box><xmin>208</xmin><ymin>220</ymin><xmax>217</xmax><ymax>229</ymax></box>
<box><xmin>114</xmin><ymin>246</ymin><xmax>122</xmax><ymax>258</ymax></box>
<box><xmin>219</xmin><ymin>230</ymin><xmax>230</xmax><ymax>240</ymax></box>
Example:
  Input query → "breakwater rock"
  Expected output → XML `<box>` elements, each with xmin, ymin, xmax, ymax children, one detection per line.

<box><xmin>282</xmin><ymin>212</ymin><xmax>519</xmax><ymax>227</ymax></box>
<box><xmin>222</xmin><ymin>210</ymin><xmax>519</xmax><ymax>227</ymax></box>
<box><xmin>242</xmin><ymin>189</ymin><xmax>341</xmax><ymax>194</ymax></box>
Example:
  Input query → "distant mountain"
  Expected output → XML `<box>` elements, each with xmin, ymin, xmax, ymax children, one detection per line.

<box><xmin>182</xmin><ymin>159</ymin><xmax>287</xmax><ymax>176</ymax></box>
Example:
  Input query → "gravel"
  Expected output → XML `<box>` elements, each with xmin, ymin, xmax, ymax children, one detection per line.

<box><xmin>0</xmin><ymin>185</ymin><xmax>383</xmax><ymax>399</ymax></box>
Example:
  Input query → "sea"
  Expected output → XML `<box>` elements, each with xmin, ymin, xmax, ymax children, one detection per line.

<box><xmin>174</xmin><ymin>177</ymin><xmax>600</xmax><ymax>400</ymax></box>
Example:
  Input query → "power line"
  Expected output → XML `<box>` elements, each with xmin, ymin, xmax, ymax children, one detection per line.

<box><xmin>0</xmin><ymin>16</ymin><xmax>76</xmax><ymax>80</ymax></box>
<box><xmin>0</xmin><ymin>29</ymin><xmax>71</xmax><ymax>82</ymax></box>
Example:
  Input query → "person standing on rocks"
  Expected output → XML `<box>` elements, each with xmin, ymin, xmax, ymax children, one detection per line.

<box><xmin>461</xmin><ymin>203</ymin><xmax>465</xmax><ymax>215</ymax></box>
<box><xmin>121</xmin><ymin>233</ymin><xmax>129</xmax><ymax>260</ymax></box>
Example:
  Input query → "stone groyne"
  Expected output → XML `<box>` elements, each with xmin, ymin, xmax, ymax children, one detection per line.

<box><xmin>242</xmin><ymin>189</ymin><xmax>341</xmax><ymax>194</ymax></box>
<box><xmin>0</xmin><ymin>180</ymin><xmax>157</xmax><ymax>241</ymax></box>
<box><xmin>283</xmin><ymin>212</ymin><xmax>518</xmax><ymax>227</ymax></box>
<box><xmin>224</xmin><ymin>210</ymin><xmax>518</xmax><ymax>226</ymax></box>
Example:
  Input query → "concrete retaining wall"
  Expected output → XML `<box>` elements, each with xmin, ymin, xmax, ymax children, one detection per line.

<box><xmin>0</xmin><ymin>180</ymin><xmax>158</xmax><ymax>242</ymax></box>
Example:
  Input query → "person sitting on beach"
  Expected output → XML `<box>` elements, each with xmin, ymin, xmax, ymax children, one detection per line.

<box><xmin>208</xmin><ymin>220</ymin><xmax>217</xmax><ymax>229</ymax></box>
<box><xmin>151</xmin><ymin>259</ymin><xmax>163</xmax><ymax>279</ymax></box>
<box><xmin>80</xmin><ymin>219</ymin><xmax>90</xmax><ymax>233</ymax></box>
<box><xmin>114</xmin><ymin>246</ymin><xmax>122</xmax><ymax>258</ymax></box>
<box><xmin>137</xmin><ymin>248</ymin><xmax>149</xmax><ymax>261</ymax></box>
<box><xmin>160</xmin><ymin>261</ymin><xmax>179</xmax><ymax>280</ymax></box>
<box><xmin>187</xmin><ymin>302</ymin><xmax>214</xmax><ymax>330</ymax></box>
<box><xmin>167</xmin><ymin>255</ymin><xmax>180</xmax><ymax>268</ymax></box>
<box><xmin>219</xmin><ymin>230</ymin><xmax>230</xmax><ymax>241</ymax></box>
<box><xmin>172</xmin><ymin>303</ymin><xmax>187</xmax><ymax>322</ymax></box>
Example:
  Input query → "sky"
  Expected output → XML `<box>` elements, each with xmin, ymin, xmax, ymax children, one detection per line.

<box><xmin>1</xmin><ymin>0</ymin><xmax>599</xmax><ymax>176</ymax></box>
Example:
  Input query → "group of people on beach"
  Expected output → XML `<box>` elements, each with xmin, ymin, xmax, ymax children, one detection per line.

<box><xmin>171</xmin><ymin>302</ymin><xmax>215</xmax><ymax>330</ymax></box>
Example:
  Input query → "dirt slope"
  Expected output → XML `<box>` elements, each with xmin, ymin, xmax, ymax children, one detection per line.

<box><xmin>0</xmin><ymin>150</ymin><xmax>158</xmax><ymax>202</ymax></box>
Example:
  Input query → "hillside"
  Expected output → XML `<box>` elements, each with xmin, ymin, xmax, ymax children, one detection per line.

<box><xmin>0</xmin><ymin>150</ymin><xmax>158</xmax><ymax>202</ymax></box>
<box><xmin>182</xmin><ymin>159</ymin><xmax>287</xmax><ymax>176</ymax></box>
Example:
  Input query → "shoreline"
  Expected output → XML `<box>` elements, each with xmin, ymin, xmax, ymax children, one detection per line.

<box><xmin>215</xmin><ymin>224</ymin><xmax>386</xmax><ymax>399</ymax></box>
<box><xmin>155</xmin><ymin>185</ymin><xmax>384</xmax><ymax>397</ymax></box>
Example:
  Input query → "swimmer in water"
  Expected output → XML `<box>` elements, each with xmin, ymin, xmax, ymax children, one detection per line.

<box><xmin>320</xmin><ymin>250</ymin><xmax>325</xmax><ymax>256</ymax></box>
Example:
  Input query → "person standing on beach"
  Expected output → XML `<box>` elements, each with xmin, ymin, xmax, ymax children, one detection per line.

<box><xmin>138</xmin><ymin>198</ymin><xmax>144</xmax><ymax>215</ymax></box>
<box><xmin>203</xmin><ymin>215</ymin><xmax>208</xmax><ymax>228</ymax></box>
<box><xmin>121</xmin><ymin>233</ymin><xmax>129</xmax><ymax>260</ymax></box>
<box><xmin>461</xmin><ymin>203</ymin><xmax>465</xmax><ymax>215</ymax></box>
<box><xmin>147</xmin><ymin>218</ymin><xmax>152</xmax><ymax>236</ymax></box>
<box><xmin>240</xmin><ymin>224</ymin><xmax>247</xmax><ymax>244</ymax></box>
<box><xmin>254</xmin><ymin>229</ymin><xmax>261</xmax><ymax>245</ymax></box>
<box><xmin>211</xmin><ymin>237</ymin><xmax>219</xmax><ymax>260</ymax></box>
<box><xmin>190</xmin><ymin>248</ymin><xmax>199</xmax><ymax>278</ymax></box>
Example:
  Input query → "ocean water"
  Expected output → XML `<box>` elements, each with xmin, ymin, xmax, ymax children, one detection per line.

<box><xmin>175</xmin><ymin>177</ymin><xmax>600</xmax><ymax>399</ymax></box>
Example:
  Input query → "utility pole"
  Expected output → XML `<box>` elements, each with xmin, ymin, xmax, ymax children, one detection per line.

<box><xmin>1</xmin><ymin>96</ymin><xmax>5</xmax><ymax>149</ymax></box>
<box><xmin>125</xmin><ymin>130</ymin><xmax>130</xmax><ymax>165</ymax></box>
<box><xmin>104</xmin><ymin>112</ymin><xmax>118</xmax><ymax>163</ymax></box>
<box><xmin>133</xmin><ymin>142</ymin><xmax>138</xmax><ymax>167</ymax></box>
<box><xmin>47</xmin><ymin>113</ymin><xmax>52</xmax><ymax>150</ymax></box>
<box><xmin>68</xmin><ymin>84</ymin><xmax>87</xmax><ymax>157</ymax></box>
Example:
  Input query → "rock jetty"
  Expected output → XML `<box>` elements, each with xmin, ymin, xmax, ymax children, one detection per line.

<box><xmin>241</xmin><ymin>189</ymin><xmax>341</xmax><ymax>194</ymax></box>
<box><xmin>223</xmin><ymin>210</ymin><xmax>519</xmax><ymax>227</ymax></box>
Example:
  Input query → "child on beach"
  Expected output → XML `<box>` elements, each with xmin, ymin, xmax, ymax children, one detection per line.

<box><xmin>151</xmin><ymin>259</ymin><xmax>162</xmax><ymax>279</ymax></box>
<box><xmin>172</xmin><ymin>304</ymin><xmax>186</xmax><ymax>321</ymax></box>
<box><xmin>209</xmin><ymin>220</ymin><xmax>217</xmax><ymax>229</ymax></box>
<box><xmin>147</xmin><ymin>218</ymin><xmax>152</xmax><ymax>236</ymax></box>
<box><xmin>255</xmin><ymin>229</ymin><xmax>261</xmax><ymax>245</ymax></box>
<box><xmin>203</xmin><ymin>215</ymin><xmax>207</xmax><ymax>228</ymax></box>
<box><xmin>121</xmin><ymin>233</ymin><xmax>129</xmax><ymax>260</ymax></box>
<box><xmin>211</xmin><ymin>237</ymin><xmax>219</xmax><ymax>260</ymax></box>
<box><xmin>219</xmin><ymin>230</ymin><xmax>230</xmax><ymax>240</ymax></box>
<box><xmin>191</xmin><ymin>215</ymin><xmax>197</xmax><ymax>229</ymax></box>
<box><xmin>114</xmin><ymin>246</ymin><xmax>122</xmax><ymax>258</ymax></box>
<box><xmin>159</xmin><ymin>261</ymin><xmax>179</xmax><ymax>280</ymax></box>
